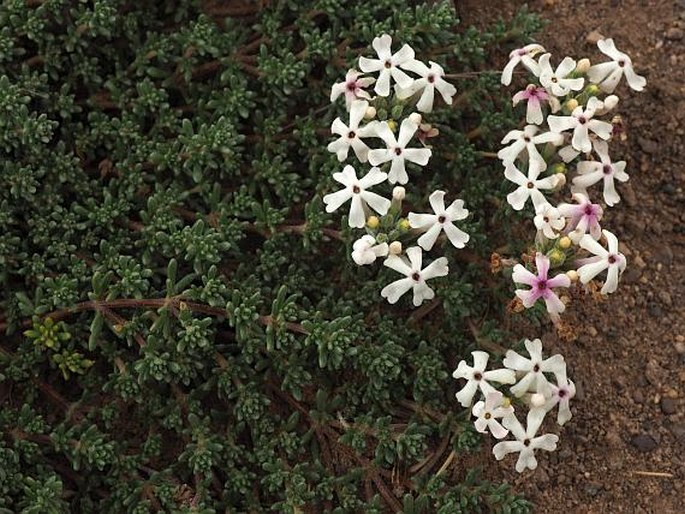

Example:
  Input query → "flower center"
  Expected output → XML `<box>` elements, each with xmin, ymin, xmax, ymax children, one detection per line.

<box><xmin>551</xmin><ymin>76</ymin><xmax>558</xmax><ymax>83</ymax></box>
<box><xmin>346</xmin><ymin>82</ymin><xmax>356</xmax><ymax>91</ymax></box>
<box><xmin>524</xmin><ymin>136</ymin><xmax>531</xmax><ymax>142</ymax></box>
<box><xmin>484</xmin><ymin>412</ymin><xmax>492</xmax><ymax>420</ymax></box>
<box><xmin>603</xmin><ymin>164</ymin><xmax>612</xmax><ymax>175</ymax></box>
<box><xmin>352</xmin><ymin>185</ymin><xmax>361</xmax><ymax>194</ymax></box>
<box><xmin>523</xmin><ymin>438</ymin><xmax>531</xmax><ymax>447</ymax></box>
<box><xmin>533</xmin><ymin>364</ymin><xmax>540</xmax><ymax>372</ymax></box>
<box><xmin>394</xmin><ymin>147</ymin><xmax>402</xmax><ymax>156</ymax></box>
<box><xmin>618</xmin><ymin>60</ymin><xmax>625</xmax><ymax>67</ymax></box>
<box><xmin>608</xmin><ymin>254</ymin><xmax>617</xmax><ymax>264</ymax></box>
<box><xmin>527</xmin><ymin>182</ymin><xmax>534</xmax><ymax>189</ymax></box>
<box><xmin>384</xmin><ymin>60</ymin><xmax>392</xmax><ymax>69</ymax></box>
<box><xmin>543</xmin><ymin>216</ymin><xmax>549</xmax><ymax>222</ymax></box>
<box><xmin>411</xmin><ymin>272</ymin><xmax>420</xmax><ymax>282</ymax></box>
<box><xmin>537</xmin><ymin>281</ymin><xmax>547</xmax><ymax>291</ymax></box>
<box><xmin>584</xmin><ymin>205</ymin><xmax>594</xmax><ymax>216</ymax></box>
<box><xmin>348</xmin><ymin>130</ymin><xmax>356</xmax><ymax>139</ymax></box>
<box><xmin>427</xmin><ymin>74</ymin><xmax>435</xmax><ymax>83</ymax></box>
<box><xmin>517</xmin><ymin>49</ymin><xmax>527</xmax><ymax>56</ymax></box>
<box><xmin>558</xmin><ymin>389</ymin><xmax>567</xmax><ymax>398</ymax></box>
<box><xmin>473</xmin><ymin>372</ymin><xmax>482</xmax><ymax>381</ymax></box>
<box><xmin>438</xmin><ymin>215</ymin><xmax>446</xmax><ymax>223</ymax></box>
<box><xmin>578</xmin><ymin>116</ymin><xmax>587</xmax><ymax>125</ymax></box>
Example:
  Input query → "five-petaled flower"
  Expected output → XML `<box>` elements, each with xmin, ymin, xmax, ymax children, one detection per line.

<box><xmin>501</xmin><ymin>43</ymin><xmax>546</xmax><ymax>85</ymax></box>
<box><xmin>327</xmin><ymin>100</ymin><xmax>378</xmax><ymax>162</ymax></box>
<box><xmin>395</xmin><ymin>60</ymin><xmax>457</xmax><ymax>113</ymax></box>
<box><xmin>512</xmin><ymin>254</ymin><xmax>571</xmax><ymax>319</ymax></box>
<box><xmin>544</xmin><ymin>373</ymin><xmax>576</xmax><ymax>426</ymax></box>
<box><xmin>512</xmin><ymin>84</ymin><xmax>552</xmax><ymax>125</ymax></box>
<box><xmin>547</xmin><ymin>97</ymin><xmax>613</xmax><ymax>154</ymax></box>
<box><xmin>557</xmin><ymin>192</ymin><xmax>603</xmax><ymax>243</ymax></box>
<box><xmin>504</xmin><ymin>161</ymin><xmax>560</xmax><ymax>211</ymax></box>
<box><xmin>369</xmin><ymin>117</ymin><xmax>431</xmax><ymax>184</ymax></box>
<box><xmin>330</xmin><ymin>69</ymin><xmax>375</xmax><ymax>109</ymax></box>
<box><xmin>538</xmin><ymin>54</ymin><xmax>585</xmax><ymax>96</ymax></box>
<box><xmin>493</xmin><ymin>407</ymin><xmax>559</xmax><ymax>472</ymax></box>
<box><xmin>503</xmin><ymin>338</ymin><xmax>567</xmax><ymax>398</ymax></box>
<box><xmin>572</xmin><ymin>140</ymin><xmax>629</xmax><ymax>206</ymax></box>
<box><xmin>533</xmin><ymin>203</ymin><xmax>565</xmax><ymax>239</ymax></box>
<box><xmin>472</xmin><ymin>391</ymin><xmax>515</xmax><ymax>439</ymax></box>
<box><xmin>576</xmin><ymin>229</ymin><xmax>627</xmax><ymax>294</ymax></box>
<box><xmin>587</xmin><ymin>38</ymin><xmax>647</xmax><ymax>93</ymax></box>
<box><xmin>322</xmin><ymin>165</ymin><xmax>391</xmax><ymax>228</ymax></box>
<box><xmin>408</xmin><ymin>190</ymin><xmax>469</xmax><ymax>251</ymax></box>
<box><xmin>380</xmin><ymin>246</ymin><xmax>448</xmax><ymax>306</ymax></box>
<box><xmin>498</xmin><ymin>124</ymin><xmax>564</xmax><ymax>171</ymax></box>
<box><xmin>359</xmin><ymin>34</ymin><xmax>415</xmax><ymax>97</ymax></box>
<box><xmin>453</xmin><ymin>351</ymin><xmax>516</xmax><ymax>408</ymax></box>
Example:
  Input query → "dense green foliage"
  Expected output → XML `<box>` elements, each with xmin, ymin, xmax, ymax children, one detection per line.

<box><xmin>0</xmin><ymin>0</ymin><xmax>541</xmax><ymax>512</ymax></box>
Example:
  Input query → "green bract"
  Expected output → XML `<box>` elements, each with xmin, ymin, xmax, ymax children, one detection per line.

<box><xmin>0</xmin><ymin>1</ymin><xmax>540</xmax><ymax>512</ymax></box>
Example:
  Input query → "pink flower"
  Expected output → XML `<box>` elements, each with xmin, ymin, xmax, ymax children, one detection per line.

<box><xmin>512</xmin><ymin>84</ymin><xmax>551</xmax><ymax>125</ymax></box>
<box><xmin>512</xmin><ymin>253</ymin><xmax>571</xmax><ymax>318</ymax></box>
<box><xmin>330</xmin><ymin>69</ymin><xmax>375</xmax><ymax>109</ymax></box>
<box><xmin>557</xmin><ymin>192</ymin><xmax>603</xmax><ymax>243</ymax></box>
<box><xmin>544</xmin><ymin>375</ymin><xmax>576</xmax><ymax>426</ymax></box>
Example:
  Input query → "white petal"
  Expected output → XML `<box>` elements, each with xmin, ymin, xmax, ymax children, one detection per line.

<box><xmin>348</xmin><ymin>194</ymin><xmax>366</xmax><ymax>228</ymax></box>
<box><xmin>361</xmin><ymin>191</ymin><xmax>391</xmax><ymax>216</ymax></box>
<box><xmin>322</xmin><ymin>189</ymin><xmax>351</xmax><ymax>213</ymax></box>
<box><xmin>417</xmin><ymin>223</ymin><xmax>442</xmax><ymax>251</ymax></box>
<box><xmin>381</xmin><ymin>277</ymin><xmax>414</xmax><ymax>304</ymax></box>
<box><xmin>443</xmin><ymin>223</ymin><xmax>469</xmax><ymax>249</ymax></box>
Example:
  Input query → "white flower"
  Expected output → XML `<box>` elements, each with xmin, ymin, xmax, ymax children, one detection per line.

<box><xmin>322</xmin><ymin>165</ymin><xmax>391</xmax><ymax>228</ymax></box>
<box><xmin>587</xmin><ymin>38</ymin><xmax>646</xmax><ymax>93</ymax></box>
<box><xmin>330</xmin><ymin>69</ymin><xmax>375</xmax><ymax>109</ymax></box>
<box><xmin>408</xmin><ymin>190</ymin><xmax>469</xmax><ymax>251</ymax></box>
<box><xmin>493</xmin><ymin>408</ymin><xmax>559</xmax><ymax>473</ymax></box>
<box><xmin>327</xmin><ymin>100</ymin><xmax>379</xmax><ymax>163</ymax></box>
<box><xmin>472</xmin><ymin>391</ymin><xmax>515</xmax><ymax>439</ymax></box>
<box><xmin>351</xmin><ymin>235</ymin><xmax>388</xmax><ymax>266</ymax></box>
<box><xmin>380</xmin><ymin>246</ymin><xmax>448</xmax><ymax>306</ymax></box>
<box><xmin>358</xmin><ymin>34</ymin><xmax>415</xmax><ymax>97</ymax></box>
<box><xmin>538</xmin><ymin>54</ymin><xmax>584</xmax><ymax>96</ymax></box>
<box><xmin>368</xmin><ymin>118</ymin><xmax>431</xmax><ymax>184</ymax></box>
<box><xmin>533</xmin><ymin>203</ymin><xmax>564</xmax><ymax>239</ymax></box>
<box><xmin>501</xmin><ymin>43</ymin><xmax>546</xmax><ymax>85</ymax></box>
<box><xmin>503</xmin><ymin>338</ymin><xmax>566</xmax><ymax>398</ymax></box>
<box><xmin>547</xmin><ymin>97</ymin><xmax>613</xmax><ymax>153</ymax></box>
<box><xmin>572</xmin><ymin>140</ymin><xmax>629</xmax><ymax>207</ymax></box>
<box><xmin>544</xmin><ymin>374</ymin><xmax>576</xmax><ymax>426</ymax></box>
<box><xmin>452</xmin><ymin>351</ymin><xmax>516</xmax><ymax>408</ymax></box>
<box><xmin>498</xmin><ymin>125</ymin><xmax>564</xmax><ymax>170</ymax></box>
<box><xmin>395</xmin><ymin>60</ymin><xmax>457</xmax><ymax>113</ymax></box>
<box><xmin>504</xmin><ymin>161</ymin><xmax>560</xmax><ymax>211</ymax></box>
<box><xmin>576</xmin><ymin>229</ymin><xmax>627</xmax><ymax>294</ymax></box>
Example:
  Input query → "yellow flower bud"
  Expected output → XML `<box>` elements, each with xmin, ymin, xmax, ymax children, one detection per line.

<box><xmin>501</xmin><ymin>396</ymin><xmax>512</xmax><ymax>408</ymax></box>
<box><xmin>386</xmin><ymin>119</ymin><xmax>397</xmax><ymax>132</ymax></box>
<box><xmin>586</xmin><ymin>84</ymin><xmax>600</xmax><ymax>96</ymax></box>
<box><xmin>559</xmin><ymin>236</ymin><xmax>572</xmax><ymax>249</ymax></box>
<box><xmin>398</xmin><ymin>218</ymin><xmax>411</xmax><ymax>232</ymax></box>
<box><xmin>566</xmin><ymin>269</ymin><xmax>579</xmax><ymax>282</ymax></box>
<box><xmin>547</xmin><ymin>248</ymin><xmax>566</xmax><ymax>267</ymax></box>
<box><xmin>366</xmin><ymin>216</ymin><xmax>379</xmax><ymax>229</ymax></box>
<box><xmin>575</xmin><ymin>58</ymin><xmax>591</xmax><ymax>74</ymax></box>
<box><xmin>364</xmin><ymin>106</ymin><xmax>377</xmax><ymax>119</ymax></box>
<box><xmin>565</xmin><ymin>98</ymin><xmax>579</xmax><ymax>112</ymax></box>
<box><xmin>551</xmin><ymin>162</ymin><xmax>566</xmax><ymax>174</ymax></box>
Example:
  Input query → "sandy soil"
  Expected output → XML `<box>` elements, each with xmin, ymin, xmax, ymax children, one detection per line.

<box><xmin>455</xmin><ymin>0</ymin><xmax>685</xmax><ymax>512</ymax></box>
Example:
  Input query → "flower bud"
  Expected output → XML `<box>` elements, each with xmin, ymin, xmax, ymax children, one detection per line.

<box><xmin>375</xmin><ymin>232</ymin><xmax>388</xmax><ymax>243</ymax></box>
<box><xmin>408</xmin><ymin>112</ymin><xmax>422</xmax><ymax>125</ymax></box>
<box><xmin>566</xmin><ymin>269</ymin><xmax>579</xmax><ymax>282</ymax></box>
<box><xmin>575</xmin><ymin>58</ymin><xmax>591</xmax><ymax>73</ymax></box>
<box><xmin>389</xmin><ymin>241</ymin><xmax>402</xmax><ymax>255</ymax></box>
<box><xmin>392</xmin><ymin>186</ymin><xmax>406</xmax><ymax>201</ymax></box>
<box><xmin>547</xmin><ymin>248</ymin><xmax>566</xmax><ymax>267</ymax></box>
<box><xmin>564</xmin><ymin>98</ymin><xmax>579</xmax><ymax>112</ymax></box>
<box><xmin>586</xmin><ymin>84</ymin><xmax>600</xmax><ymax>96</ymax></box>
<box><xmin>558</xmin><ymin>236</ymin><xmax>572</xmax><ymax>249</ymax></box>
<box><xmin>366</xmin><ymin>216</ymin><xmax>379</xmax><ymax>229</ymax></box>
<box><xmin>551</xmin><ymin>162</ymin><xmax>566</xmax><ymax>174</ymax></box>
<box><xmin>398</xmin><ymin>218</ymin><xmax>411</xmax><ymax>232</ymax></box>
<box><xmin>364</xmin><ymin>106</ymin><xmax>377</xmax><ymax>119</ymax></box>
<box><xmin>530</xmin><ymin>393</ymin><xmax>546</xmax><ymax>408</ymax></box>
<box><xmin>387</xmin><ymin>119</ymin><xmax>397</xmax><ymax>132</ymax></box>
<box><xmin>603</xmin><ymin>94</ymin><xmax>619</xmax><ymax>110</ymax></box>
<box><xmin>501</xmin><ymin>396</ymin><xmax>512</xmax><ymax>408</ymax></box>
<box><xmin>552</xmin><ymin>173</ymin><xmax>566</xmax><ymax>189</ymax></box>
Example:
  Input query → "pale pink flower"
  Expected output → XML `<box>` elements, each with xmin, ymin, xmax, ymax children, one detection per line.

<box><xmin>512</xmin><ymin>254</ymin><xmax>571</xmax><ymax>319</ymax></box>
<box><xmin>512</xmin><ymin>84</ymin><xmax>551</xmax><ymax>125</ymax></box>
<box><xmin>330</xmin><ymin>69</ymin><xmax>375</xmax><ymax>109</ymax></box>
<box><xmin>557</xmin><ymin>193</ymin><xmax>603</xmax><ymax>243</ymax></box>
<box><xmin>501</xmin><ymin>44</ymin><xmax>546</xmax><ymax>85</ymax></box>
<box><xmin>544</xmin><ymin>375</ymin><xmax>576</xmax><ymax>426</ymax></box>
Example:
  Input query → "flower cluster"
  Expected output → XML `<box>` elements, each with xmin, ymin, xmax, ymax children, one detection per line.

<box><xmin>453</xmin><ymin>339</ymin><xmax>576</xmax><ymax>472</ymax></box>
<box><xmin>498</xmin><ymin>39</ymin><xmax>644</xmax><ymax>322</ymax></box>
<box><xmin>325</xmin><ymin>35</ymin><xmax>468</xmax><ymax>306</ymax></box>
